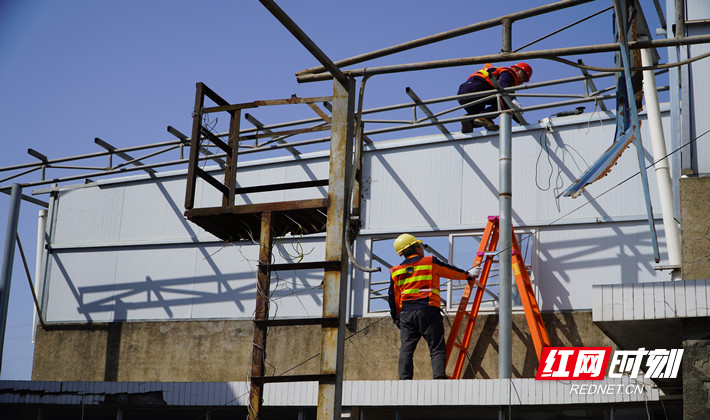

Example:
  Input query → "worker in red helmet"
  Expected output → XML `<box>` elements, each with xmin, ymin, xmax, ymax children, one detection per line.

<box><xmin>457</xmin><ymin>62</ymin><xmax>532</xmax><ymax>133</ymax></box>
<box><xmin>388</xmin><ymin>234</ymin><xmax>481</xmax><ymax>380</ymax></box>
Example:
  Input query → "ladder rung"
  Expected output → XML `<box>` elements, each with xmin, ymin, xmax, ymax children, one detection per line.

<box><xmin>263</xmin><ymin>261</ymin><xmax>342</xmax><ymax>271</ymax></box>
<box><xmin>251</xmin><ymin>373</ymin><xmax>336</xmax><ymax>385</ymax></box>
<box><xmin>254</xmin><ymin>317</ymin><xmax>339</xmax><ymax>328</ymax></box>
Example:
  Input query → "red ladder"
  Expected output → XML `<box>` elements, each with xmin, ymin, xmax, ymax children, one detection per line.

<box><xmin>445</xmin><ymin>216</ymin><xmax>550</xmax><ymax>379</ymax></box>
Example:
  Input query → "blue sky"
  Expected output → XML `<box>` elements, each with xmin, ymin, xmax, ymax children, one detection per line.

<box><xmin>0</xmin><ymin>0</ymin><xmax>667</xmax><ymax>379</ymax></box>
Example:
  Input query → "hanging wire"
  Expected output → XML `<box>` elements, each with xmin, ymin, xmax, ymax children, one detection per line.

<box><xmin>514</xmin><ymin>7</ymin><xmax>614</xmax><ymax>53</ymax></box>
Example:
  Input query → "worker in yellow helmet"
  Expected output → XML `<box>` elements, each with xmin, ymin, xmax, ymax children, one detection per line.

<box><xmin>388</xmin><ymin>233</ymin><xmax>481</xmax><ymax>379</ymax></box>
<box><xmin>457</xmin><ymin>62</ymin><xmax>532</xmax><ymax>133</ymax></box>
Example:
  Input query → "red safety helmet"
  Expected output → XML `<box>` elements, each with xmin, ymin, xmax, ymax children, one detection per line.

<box><xmin>512</xmin><ymin>62</ymin><xmax>533</xmax><ymax>82</ymax></box>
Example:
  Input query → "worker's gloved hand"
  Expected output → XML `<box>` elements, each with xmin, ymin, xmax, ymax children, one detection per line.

<box><xmin>468</xmin><ymin>266</ymin><xmax>482</xmax><ymax>278</ymax></box>
<box><xmin>511</xmin><ymin>99</ymin><xmax>522</xmax><ymax>109</ymax></box>
<box><xmin>393</xmin><ymin>318</ymin><xmax>400</xmax><ymax>330</ymax></box>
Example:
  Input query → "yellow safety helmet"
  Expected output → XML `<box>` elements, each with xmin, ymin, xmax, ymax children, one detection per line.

<box><xmin>393</xmin><ymin>233</ymin><xmax>422</xmax><ymax>256</ymax></box>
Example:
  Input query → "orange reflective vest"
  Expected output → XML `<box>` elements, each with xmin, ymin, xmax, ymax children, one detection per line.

<box><xmin>469</xmin><ymin>63</ymin><xmax>519</xmax><ymax>87</ymax></box>
<box><xmin>389</xmin><ymin>255</ymin><xmax>468</xmax><ymax>314</ymax></box>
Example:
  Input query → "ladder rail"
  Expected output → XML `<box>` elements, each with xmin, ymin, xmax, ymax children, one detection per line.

<box><xmin>445</xmin><ymin>218</ymin><xmax>497</xmax><ymax>367</ymax></box>
<box><xmin>445</xmin><ymin>216</ymin><xmax>550</xmax><ymax>379</ymax></box>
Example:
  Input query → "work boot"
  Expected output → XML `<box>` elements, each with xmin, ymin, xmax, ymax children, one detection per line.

<box><xmin>461</xmin><ymin>118</ymin><xmax>473</xmax><ymax>133</ymax></box>
<box><xmin>473</xmin><ymin>118</ymin><xmax>499</xmax><ymax>131</ymax></box>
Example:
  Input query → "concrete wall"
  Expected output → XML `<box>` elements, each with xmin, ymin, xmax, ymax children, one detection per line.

<box><xmin>32</xmin><ymin>311</ymin><xmax>612</xmax><ymax>382</ymax></box>
<box><xmin>680</xmin><ymin>177</ymin><xmax>710</xmax><ymax>280</ymax></box>
<box><xmin>680</xmin><ymin>176</ymin><xmax>710</xmax><ymax>419</ymax></box>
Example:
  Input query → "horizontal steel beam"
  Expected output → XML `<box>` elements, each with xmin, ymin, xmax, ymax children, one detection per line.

<box><xmin>265</xmin><ymin>261</ymin><xmax>342</xmax><ymax>272</ymax></box>
<box><xmin>250</xmin><ymin>373</ymin><xmax>336</xmax><ymax>385</ymax></box>
<box><xmin>235</xmin><ymin>179</ymin><xmax>328</xmax><ymax>194</ymax></box>
<box><xmin>184</xmin><ymin>198</ymin><xmax>328</xmax><ymax>217</ymax></box>
<box><xmin>298</xmin><ymin>34</ymin><xmax>710</xmax><ymax>82</ymax></box>
<box><xmin>297</xmin><ymin>0</ymin><xmax>594</xmax><ymax>75</ymax></box>
<box><xmin>203</xmin><ymin>96</ymin><xmax>333</xmax><ymax>113</ymax></box>
<box><xmin>254</xmin><ymin>317</ymin><xmax>339</xmax><ymax>327</ymax></box>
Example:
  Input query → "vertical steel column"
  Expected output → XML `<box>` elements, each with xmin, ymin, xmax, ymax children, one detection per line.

<box><xmin>185</xmin><ymin>83</ymin><xmax>205</xmax><ymax>210</ymax></box>
<box><xmin>498</xmin><ymin>113</ymin><xmax>513</xmax><ymax>380</ymax></box>
<box><xmin>675</xmin><ymin>0</ymin><xmax>693</xmax><ymax>174</ymax></box>
<box><xmin>501</xmin><ymin>18</ymin><xmax>512</xmax><ymax>53</ymax></box>
<box><xmin>223</xmin><ymin>110</ymin><xmax>241</xmax><ymax>207</ymax></box>
<box><xmin>318</xmin><ymin>76</ymin><xmax>354</xmax><ymax>420</ymax></box>
<box><xmin>0</xmin><ymin>183</ymin><xmax>22</xmax><ymax>374</ymax></box>
<box><xmin>613</xmin><ymin>0</ymin><xmax>661</xmax><ymax>263</ymax></box>
<box><xmin>249</xmin><ymin>211</ymin><xmax>273</xmax><ymax>420</ymax></box>
<box><xmin>666</xmin><ymin>0</ymin><xmax>682</xmax><ymax>221</ymax></box>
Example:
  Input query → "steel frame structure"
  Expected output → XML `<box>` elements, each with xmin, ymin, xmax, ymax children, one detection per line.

<box><xmin>0</xmin><ymin>1</ymin><xmax>706</xmax><ymax>419</ymax></box>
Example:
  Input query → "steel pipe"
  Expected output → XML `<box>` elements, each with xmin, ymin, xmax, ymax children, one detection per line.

<box><xmin>641</xmin><ymin>47</ymin><xmax>682</xmax><ymax>271</ymax></box>
<box><xmin>297</xmin><ymin>0</ymin><xmax>594</xmax><ymax>75</ymax></box>
<box><xmin>0</xmin><ymin>184</ymin><xmax>22</xmax><ymax>374</ymax></box>
<box><xmin>498</xmin><ymin>114</ymin><xmax>513</xmax><ymax>379</ymax></box>
<box><xmin>297</xmin><ymin>34</ymin><xmax>710</xmax><ymax>82</ymax></box>
<box><xmin>259</xmin><ymin>0</ymin><xmax>348</xmax><ymax>86</ymax></box>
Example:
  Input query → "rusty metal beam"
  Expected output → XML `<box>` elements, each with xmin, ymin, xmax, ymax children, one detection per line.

<box><xmin>184</xmin><ymin>82</ymin><xmax>206</xmax><ymax>210</ymax></box>
<box><xmin>259</xmin><ymin>0</ymin><xmax>348</xmax><ymax>86</ymax></box>
<box><xmin>405</xmin><ymin>87</ymin><xmax>452</xmax><ymax>136</ymax></box>
<box><xmin>223</xmin><ymin>109</ymin><xmax>241</xmax><ymax>207</ymax></box>
<box><xmin>203</xmin><ymin>95</ymin><xmax>333</xmax><ymax>114</ymax></box>
<box><xmin>167</xmin><ymin>125</ymin><xmax>225</xmax><ymax>167</ymax></box>
<box><xmin>244</xmin><ymin>113</ymin><xmax>302</xmax><ymax>155</ymax></box>
<box><xmin>235</xmin><ymin>179</ymin><xmax>328</xmax><ymax>194</ymax></box>
<box><xmin>184</xmin><ymin>198</ymin><xmax>329</xmax><ymax>217</ymax></box>
<box><xmin>254</xmin><ymin>317</ymin><xmax>339</xmax><ymax>327</ymax></box>
<box><xmin>249</xmin><ymin>211</ymin><xmax>273</xmax><ymax>420</ymax></box>
<box><xmin>316</xmin><ymin>75</ymin><xmax>353</xmax><ymax>420</ymax></box>
<box><xmin>94</xmin><ymin>138</ymin><xmax>157</xmax><ymax>175</ymax></box>
<box><xmin>239</xmin><ymin>124</ymin><xmax>331</xmax><ymax>142</ymax></box>
<box><xmin>199</xmin><ymin>127</ymin><xmax>232</xmax><ymax>155</ymax></box>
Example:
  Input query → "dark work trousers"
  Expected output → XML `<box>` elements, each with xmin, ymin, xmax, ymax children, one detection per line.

<box><xmin>458</xmin><ymin>78</ymin><xmax>497</xmax><ymax>117</ymax></box>
<box><xmin>398</xmin><ymin>307</ymin><xmax>447</xmax><ymax>379</ymax></box>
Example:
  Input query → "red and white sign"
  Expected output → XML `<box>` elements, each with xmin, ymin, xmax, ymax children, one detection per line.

<box><xmin>535</xmin><ymin>347</ymin><xmax>612</xmax><ymax>380</ymax></box>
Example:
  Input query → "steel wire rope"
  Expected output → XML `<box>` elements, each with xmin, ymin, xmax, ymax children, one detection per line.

<box><xmin>513</xmin><ymin>7</ymin><xmax>614</xmax><ymax>53</ymax></box>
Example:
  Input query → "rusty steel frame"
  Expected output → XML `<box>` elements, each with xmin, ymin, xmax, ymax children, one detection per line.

<box><xmin>316</xmin><ymin>75</ymin><xmax>353</xmax><ymax>420</ymax></box>
<box><xmin>248</xmin><ymin>211</ymin><xmax>273</xmax><ymax>420</ymax></box>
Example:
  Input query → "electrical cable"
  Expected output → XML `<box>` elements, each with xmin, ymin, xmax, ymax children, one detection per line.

<box><xmin>486</xmin><ymin>126</ymin><xmax>710</xmax><ymax>272</ymax></box>
<box><xmin>535</xmin><ymin>116</ymin><xmax>556</xmax><ymax>191</ymax></box>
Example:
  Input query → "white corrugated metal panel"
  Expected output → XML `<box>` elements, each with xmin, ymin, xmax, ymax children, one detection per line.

<box><xmin>363</xmin><ymin>110</ymin><xmax>669</xmax><ymax>233</ymax></box>
<box><xmin>0</xmin><ymin>378</ymin><xmax>661</xmax><ymax>406</ymax></box>
<box><xmin>592</xmin><ymin>278</ymin><xmax>710</xmax><ymax>322</ymax></box>
<box><xmin>40</xmin><ymin>108</ymin><xmax>673</xmax><ymax>322</ymax></box>
<box><xmin>536</xmin><ymin>223</ymin><xmax>668</xmax><ymax>311</ymax></box>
